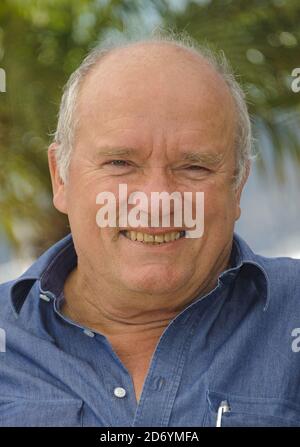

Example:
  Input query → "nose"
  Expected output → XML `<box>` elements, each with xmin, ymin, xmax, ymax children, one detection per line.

<box><xmin>128</xmin><ymin>166</ymin><xmax>182</xmax><ymax>227</ymax></box>
<box><xmin>137</xmin><ymin>165</ymin><xmax>176</xmax><ymax>196</ymax></box>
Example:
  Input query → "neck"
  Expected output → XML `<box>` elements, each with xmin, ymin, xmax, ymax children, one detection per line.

<box><xmin>61</xmin><ymin>245</ymin><xmax>232</xmax><ymax>339</ymax></box>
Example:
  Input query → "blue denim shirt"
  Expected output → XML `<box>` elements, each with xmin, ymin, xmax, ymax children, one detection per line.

<box><xmin>0</xmin><ymin>232</ymin><xmax>300</xmax><ymax>427</ymax></box>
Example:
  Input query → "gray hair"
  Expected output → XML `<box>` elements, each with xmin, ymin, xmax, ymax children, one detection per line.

<box><xmin>53</xmin><ymin>29</ymin><xmax>254</xmax><ymax>188</ymax></box>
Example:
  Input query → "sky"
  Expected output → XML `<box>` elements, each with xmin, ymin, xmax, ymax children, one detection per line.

<box><xmin>236</xmin><ymin>138</ymin><xmax>300</xmax><ymax>258</ymax></box>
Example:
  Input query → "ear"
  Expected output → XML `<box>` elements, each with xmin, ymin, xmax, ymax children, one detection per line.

<box><xmin>48</xmin><ymin>143</ymin><xmax>68</xmax><ymax>214</ymax></box>
<box><xmin>234</xmin><ymin>161</ymin><xmax>250</xmax><ymax>221</ymax></box>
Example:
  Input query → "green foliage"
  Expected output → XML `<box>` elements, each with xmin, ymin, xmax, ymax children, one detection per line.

<box><xmin>161</xmin><ymin>0</ymin><xmax>300</xmax><ymax>176</ymax></box>
<box><xmin>0</xmin><ymin>0</ymin><xmax>299</xmax><ymax>253</ymax></box>
<box><xmin>0</xmin><ymin>0</ymin><xmax>144</xmax><ymax>253</ymax></box>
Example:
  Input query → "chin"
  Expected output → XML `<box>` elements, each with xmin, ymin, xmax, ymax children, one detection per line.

<box><xmin>121</xmin><ymin>267</ymin><xmax>188</xmax><ymax>295</ymax></box>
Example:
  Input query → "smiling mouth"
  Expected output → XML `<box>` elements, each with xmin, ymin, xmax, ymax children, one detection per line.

<box><xmin>119</xmin><ymin>230</ymin><xmax>186</xmax><ymax>245</ymax></box>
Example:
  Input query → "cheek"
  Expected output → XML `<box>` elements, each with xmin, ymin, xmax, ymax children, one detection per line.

<box><xmin>64</xmin><ymin>182</ymin><xmax>103</xmax><ymax>236</ymax></box>
<box><xmin>67</xmin><ymin>168</ymin><xmax>117</xmax><ymax>212</ymax></box>
<box><xmin>204</xmin><ymin>185</ymin><xmax>237</xmax><ymax>225</ymax></box>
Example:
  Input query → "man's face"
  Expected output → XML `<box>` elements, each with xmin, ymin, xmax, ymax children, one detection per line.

<box><xmin>50</xmin><ymin>44</ymin><xmax>247</xmax><ymax>298</ymax></box>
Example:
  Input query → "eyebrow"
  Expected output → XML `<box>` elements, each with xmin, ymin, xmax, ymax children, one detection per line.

<box><xmin>181</xmin><ymin>151</ymin><xmax>224</xmax><ymax>165</ymax></box>
<box><xmin>96</xmin><ymin>147</ymin><xmax>138</xmax><ymax>157</ymax></box>
<box><xmin>95</xmin><ymin>147</ymin><xmax>224</xmax><ymax>165</ymax></box>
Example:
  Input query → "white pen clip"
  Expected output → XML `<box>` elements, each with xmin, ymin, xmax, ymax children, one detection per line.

<box><xmin>216</xmin><ymin>400</ymin><xmax>230</xmax><ymax>427</ymax></box>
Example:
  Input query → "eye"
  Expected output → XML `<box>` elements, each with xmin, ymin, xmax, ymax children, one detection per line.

<box><xmin>107</xmin><ymin>160</ymin><xmax>130</xmax><ymax>167</ymax></box>
<box><xmin>185</xmin><ymin>165</ymin><xmax>208</xmax><ymax>171</ymax></box>
<box><xmin>102</xmin><ymin>159</ymin><xmax>136</xmax><ymax>175</ymax></box>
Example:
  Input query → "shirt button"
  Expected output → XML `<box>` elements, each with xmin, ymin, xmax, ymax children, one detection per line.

<box><xmin>114</xmin><ymin>387</ymin><xmax>126</xmax><ymax>398</ymax></box>
<box><xmin>39</xmin><ymin>293</ymin><xmax>50</xmax><ymax>302</ymax></box>
<box><xmin>83</xmin><ymin>329</ymin><xmax>95</xmax><ymax>338</ymax></box>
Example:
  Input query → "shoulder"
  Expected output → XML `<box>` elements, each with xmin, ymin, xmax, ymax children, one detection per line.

<box><xmin>253</xmin><ymin>254</ymin><xmax>300</xmax><ymax>312</ymax></box>
<box><xmin>257</xmin><ymin>254</ymin><xmax>300</xmax><ymax>287</ymax></box>
<box><xmin>234</xmin><ymin>233</ymin><xmax>300</xmax><ymax>313</ymax></box>
<box><xmin>0</xmin><ymin>233</ymin><xmax>74</xmax><ymax>322</ymax></box>
<box><xmin>0</xmin><ymin>279</ymin><xmax>17</xmax><ymax>320</ymax></box>
<box><xmin>234</xmin><ymin>233</ymin><xmax>300</xmax><ymax>294</ymax></box>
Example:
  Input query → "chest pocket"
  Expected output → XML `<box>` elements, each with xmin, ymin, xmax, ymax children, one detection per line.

<box><xmin>204</xmin><ymin>391</ymin><xmax>300</xmax><ymax>427</ymax></box>
<box><xmin>0</xmin><ymin>398</ymin><xmax>83</xmax><ymax>427</ymax></box>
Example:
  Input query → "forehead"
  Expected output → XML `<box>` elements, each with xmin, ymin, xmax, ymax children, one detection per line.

<box><xmin>78</xmin><ymin>42</ymin><xmax>235</xmax><ymax>110</ymax></box>
<box><xmin>75</xmin><ymin>42</ymin><xmax>237</xmax><ymax>156</ymax></box>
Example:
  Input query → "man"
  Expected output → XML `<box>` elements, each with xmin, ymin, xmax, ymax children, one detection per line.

<box><xmin>1</xmin><ymin>32</ymin><xmax>300</xmax><ymax>427</ymax></box>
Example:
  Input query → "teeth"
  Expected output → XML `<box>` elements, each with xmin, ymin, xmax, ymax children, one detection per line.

<box><xmin>154</xmin><ymin>234</ymin><xmax>164</xmax><ymax>243</ymax></box>
<box><xmin>129</xmin><ymin>231</ymin><xmax>137</xmax><ymax>241</ymax></box>
<box><xmin>144</xmin><ymin>233</ymin><xmax>154</xmax><ymax>242</ymax></box>
<box><xmin>164</xmin><ymin>233</ymin><xmax>171</xmax><ymax>242</ymax></box>
<box><xmin>123</xmin><ymin>231</ymin><xmax>184</xmax><ymax>244</ymax></box>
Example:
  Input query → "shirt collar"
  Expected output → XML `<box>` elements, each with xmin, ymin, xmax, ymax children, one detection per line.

<box><xmin>9</xmin><ymin>233</ymin><xmax>74</xmax><ymax>317</ymax></box>
<box><xmin>9</xmin><ymin>231</ymin><xmax>270</xmax><ymax>316</ymax></box>
<box><xmin>223</xmin><ymin>233</ymin><xmax>270</xmax><ymax>311</ymax></box>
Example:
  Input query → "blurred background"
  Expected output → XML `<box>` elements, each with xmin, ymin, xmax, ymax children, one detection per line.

<box><xmin>0</xmin><ymin>0</ymin><xmax>299</xmax><ymax>282</ymax></box>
